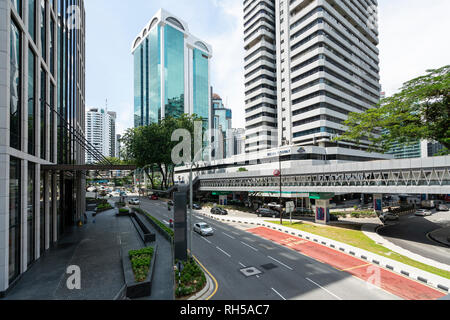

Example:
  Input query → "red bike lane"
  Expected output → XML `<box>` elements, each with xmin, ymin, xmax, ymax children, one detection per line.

<box><xmin>248</xmin><ymin>227</ymin><xmax>446</xmax><ymax>300</ymax></box>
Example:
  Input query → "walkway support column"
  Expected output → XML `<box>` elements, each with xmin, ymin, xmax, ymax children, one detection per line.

<box><xmin>310</xmin><ymin>193</ymin><xmax>334</xmax><ymax>225</ymax></box>
<box><xmin>373</xmin><ymin>194</ymin><xmax>383</xmax><ymax>216</ymax></box>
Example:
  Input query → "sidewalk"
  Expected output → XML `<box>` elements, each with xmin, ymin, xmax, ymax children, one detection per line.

<box><xmin>2</xmin><ymin>202</ymin><xmax>174</xmax><ymax>300</ymax></box>
<box><xmin>362</xmin><ymin>224</ymin><xmax>450</xmax><ymax>272</ymax></box>
<box><xmin>429</xmin><ymin>227</ymin><xmax>450</xmax><ymax>247</ymax></box>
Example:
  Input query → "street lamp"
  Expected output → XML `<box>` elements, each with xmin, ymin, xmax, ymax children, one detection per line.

<box><xmin>187</xmin><ymin>145</ymin><xmax>213</xmax><ymax>257</ymax></box>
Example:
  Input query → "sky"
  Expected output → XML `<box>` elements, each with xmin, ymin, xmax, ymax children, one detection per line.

<box><xmin>84</xmin><ymin>0</ymin><xmax>450</xmax><ymax>135</ymax></box>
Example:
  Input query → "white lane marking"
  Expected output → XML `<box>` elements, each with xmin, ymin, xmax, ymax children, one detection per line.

<box><xmin>201</xmin><ymin>237</ymin><xmax>212</xmax><ymax>244</ymax></box>
<box><xmin>216</xmin><ymin>246</ymin><xmax>231</xmax><ymax>258</ymax></box>
<box><xmin>271</xmin><ymin>288</ymin><xmax>286</xmax><ymax>300</ymax></box>
<box><xmin>223</xmin><ymin>232</ymin><xmax>236</xmax><ymax>240</ymax></box>
<box><xmin>306</xmin><ymin>278</ymin><xmax>343</xmax><ymax>300</ymax></box>
<box><xmin>268</xmin><ymin>256</ymin><xmax>293</xmax><ymax>271</ymax></box>
<box><xmin>241</xmin><ymin>241</ymin><xmax>259</xmax><ymax>252</ymax></box>
<box><xmin>163</xmin><ymin>220</ymin><xmax>169</xmax><ymax>225</ymax></box>
<box><xmin>197</xmin><ymin>216</ymin><xmax>204</xmax><ymax>220</ymax></box>
<box><xmin>239</xmin><ymin>262</ymin><xmax>246</xmax><ymax>268</ymax></box>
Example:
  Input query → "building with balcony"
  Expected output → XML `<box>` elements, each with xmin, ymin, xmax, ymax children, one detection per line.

<box><xmin>85</xmin><ymin>107</ymin><xmax>117</xmax><ymax>163</ymax></box>
<box><xmin>243</xmin><ymin>0</ymin><xmax>382</xmax><ymax>156</ymax></box>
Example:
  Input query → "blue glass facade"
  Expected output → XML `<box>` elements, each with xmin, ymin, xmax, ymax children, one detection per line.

<box><xmin>164</xmin><ymin>25</ymin><xmax>184</xmax><ymax>119</ymax></box>
<box><xmin>133</xmin><ymin>20</ymin><xmax>210</xmax><ymax>130</ymax></box>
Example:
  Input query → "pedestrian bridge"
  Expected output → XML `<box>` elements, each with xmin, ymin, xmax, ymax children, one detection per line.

<box><xmin>198</xmin><ymin>156</ymin><xmax>450</xmax><ymax>195</ymax></box>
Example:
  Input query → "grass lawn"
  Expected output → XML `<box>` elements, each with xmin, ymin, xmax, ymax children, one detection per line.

<box><xmin>268</xmin><ymin>220</ymin><xmax>450</xmax><ymax>280</ymax></box>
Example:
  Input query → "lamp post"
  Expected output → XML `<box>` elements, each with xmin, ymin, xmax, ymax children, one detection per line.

<box><xmin>188</xmin><ymin>145</ymin><xmax>212</xmax><ymax>257</ymax></box>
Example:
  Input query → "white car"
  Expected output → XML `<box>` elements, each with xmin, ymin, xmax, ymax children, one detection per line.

<box><xmin>194</xmin><ymin>223</ymin><xmax>214</xmax><ymax>236</ymax></box>
<box><xmin>415</xmin><ymin>209</ymin><xmax>432</xmax><ymax>217</ymax></box>
<box><xmin>128</xmin><ymin>198</ymin><xmax>140</xmax><ymax>205</ymax></box>
<box><xmin>380</xmin><ymin>212</ymin><xmax>399</xmax><ymax>222</ymax></box>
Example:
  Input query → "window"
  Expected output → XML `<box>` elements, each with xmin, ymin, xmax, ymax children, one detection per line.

<box><xmin>10</xmin><ymin>20</ymin><xmax>22</xmax><ymax>150</ymax></box>
<box><xmin>40</xmin><ymin>68</ymin><xmax>47</xmax><ymax>160</ymax></box>
<box><xmin>40</xmin><ymin>0</ymin><xmax>46</xmax><ymax>61</ymax></box>
<box><xmin>28</xmin><ymin>0</ymin><xmax>36</xmax><ymax>42</ymax></box>
<box><xmin>27</xmin><ymin>162</ymin><xmax>36</xmax><ymax>267</ymax></box>
<box><xmin>28</xmin><ymin>47</ymin><xmax>36</xmax><ymax>155</ymax></box>
<box><xmin>9</xmin><ymin>157</ymin><xmax>21</xmax><ymax>282</ymax></box>
<box><xmin>11</xmin><ymin>0</ymin><xmax>22</xmax><ymax>16</ymax></box>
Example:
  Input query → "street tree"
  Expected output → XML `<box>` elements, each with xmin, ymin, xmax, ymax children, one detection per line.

<box><xmin>334</xmin><ymin>65</ymin><xmax>449</xmax><ymax>154</ymax></box>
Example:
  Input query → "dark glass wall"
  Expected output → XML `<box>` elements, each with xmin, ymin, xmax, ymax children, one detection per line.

<box><xmin>27</xmin><ymin>162</ymin><xmax>35</xmax><ymax>266</ymax></box>
<box><xmin>28</xmin><ymin>47</ymin><xmax>36</xmax><ymax>155</ymax></box>
<box><xmin>10</xmin><ymin>20</ymin><xmax>21</xmax><ymax>150</ymax></box>
<box><xmin>9</xmin><ymin>157</ymin><xmax>21</xmax><ymax>282</ymax></box>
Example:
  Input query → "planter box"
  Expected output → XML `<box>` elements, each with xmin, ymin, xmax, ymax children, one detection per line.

<box><xmin>116</xmin><ymin>208</ymin><xmax>131</xmax><ymax>217</ymax></box>
<box><xmin>134</xmin><ymin>209</ymin><xmax>173</xmax><ymax>243</ymax></box>
<box><xmin>130</xmin><ymin>212</ymin><xmax>156</xmax><ymax>243</ymax></box>
<box><xmin>121</xmin><ymin>244</ymin><xmax>158</xmax><ymax>299</ymax></box>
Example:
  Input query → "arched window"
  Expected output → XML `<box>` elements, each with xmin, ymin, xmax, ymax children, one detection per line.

<box><xmin>194</xmin><ymin>41</ymin><xmax>209</xmax><ymax>53</ymax></box>
<box><xmin>149</xmin><ymin>18</ymin><xmax>158</xmax><ymax>30</ymax></box>
<box><xmin>133</xmin><ymin>37</ymin><xmax>141</xmax><ymax>49</ymax></box>
<box><xmin>166</xmin><ymin>17</ymin><xmax>185</xmax><ymax>30</ymax></box>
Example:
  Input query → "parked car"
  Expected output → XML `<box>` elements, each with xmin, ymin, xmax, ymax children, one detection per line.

<box><xmin>211</xmin><ymin>207</ymin><xmax>228</xmax><ymax>215</ymax></box>
<box><xmin>150</xmin><ymin>195</ymin><xmax>159</xmax><ymax>200</ymax></box>
<box><xmin>194</xmin><ymin>223</ymin><xmax>214</xmax><ymax>236</ymax></box>
<box><xmin>168</xmin><ymin>200</ymin><xmax>174</xmax><ymax>206</ymax></box>
<box><xmin>256</xmin><ymin>208</ymin><xmax>280</xmax><ymax>218</ymax></box>
<box><xmin>128</xmin><ymin>198</ymin><xmax>140</xmax><ymax>205</ymax></box>
<box><xmin>415</xmin><ymin>209</ymin><xmax>432</xmax><ymax>217</ymax></box>
<box><xmin>192</xmin><ymin>203</ymin><xmax>202</xmax><ymax>210</ymax></box>
<box><xmin>436</xmin><ymin>204</ymin><xmax>449</xmax><ymax>212</ymax></box>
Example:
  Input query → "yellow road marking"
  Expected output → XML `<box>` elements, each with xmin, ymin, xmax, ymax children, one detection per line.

<box><xmin>192</xmin><ymin>254</ymin><xmax>219</xmax><ymax>300</ymax></box>
<box><xmin>341</xmin><ymin>263</ymin><xmax>373</xmax><ymax>272</ymax></box>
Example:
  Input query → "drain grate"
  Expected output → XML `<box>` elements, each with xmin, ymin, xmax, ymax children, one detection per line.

<box><xmin>261</xmin><ymin>263</ymin><xmax>278</xmax><ymax>270</ymax></box>
<box><xmin>240</xmin><ymin>267</ymin><xmax>263</xmax><ymax>277</ymax></box>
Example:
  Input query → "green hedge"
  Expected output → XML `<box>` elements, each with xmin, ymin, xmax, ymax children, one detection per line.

<box><xmin>96</xmin><ymin>203</ymin><xmax>113</xmax><ymax>212</ymax></box>
<box><xmin>129</xmin><ymin>247</ymin><xmax>154</xmax><ymax>283</ymax></box>
<box><xmin>175</xmin><ymin>258</ymin><xmax>206</xmax><ymax>298</ymax></box>
<box><xmin>331</xmin><ymin>210</ymin><xmax>377</xmax><ymax>218</ymax></box>
<box><xmin>133</xmin><ymin>208</ymin><xmax>174</xmax><ymax>238</ymax></box>
<box><xmin>119</xmin><ymin>208</ymin><xmax>130</xmax><ymax>214</ymax></box>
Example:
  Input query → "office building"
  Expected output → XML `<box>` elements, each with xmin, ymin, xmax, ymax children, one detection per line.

<box><xmin>85</xmin><ymin>107</ymin><xmax>117</xmax><ymax>163</ymax></box>
<box><xmin>211</xmin><ymin>92</ymin><xmax>233</xmax><ymax>159</ymax></box>
<box><xmin>0</xmin><ymin>0</ymin><xmax>86</xmax><ymax>294</ymax></box>
<box><xmin>132</xmin><ymin>8</ymin><xmax>212</xmax><ymax>135</ymax></box>
<box><xmin>244</xmin><ymin>0</ymin><xmax>381</xmax><ymax>154</ymax></box>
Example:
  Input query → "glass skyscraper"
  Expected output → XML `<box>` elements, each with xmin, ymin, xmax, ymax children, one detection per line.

<box><xmin>132</xmin><ymin>9</ymin><xmax>212</xmax><ymax>130</ymax></box>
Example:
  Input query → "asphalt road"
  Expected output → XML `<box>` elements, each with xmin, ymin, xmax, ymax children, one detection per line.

<box><xmin>378</xmin><ymin>212</ymin><xmax>450</xmax><ymax>265</ymax></box>
<box><xmin>136</xmin><ymin>198</ymin><xmax>399</xmax><ymax>300</ymax></box>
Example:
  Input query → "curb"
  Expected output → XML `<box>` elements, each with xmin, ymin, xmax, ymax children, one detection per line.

<box><xmin>427</xmin><ymin>231</ymin><xmax>450</xmax><ymax>248</ymax></box>
<box><xmin>188</xmin><ymin>256</ymin><xmax>216</xmax><ymax>300</ymax></box>
<box><xmin>199</xmin><ymin>210</ymin><xmax>450</xmax><ymax>294</ymax></box>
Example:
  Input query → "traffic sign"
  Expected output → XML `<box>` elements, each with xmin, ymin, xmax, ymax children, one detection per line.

<box><xmin>286</xmin><ymin>201</ymin><xmax>295</xmax><ymax>214</ymax></box>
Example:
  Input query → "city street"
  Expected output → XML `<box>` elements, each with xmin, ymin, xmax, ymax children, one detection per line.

<box><xmin>378</xmin><ymin>211</ymin><xmax>450</xmax><ymax>265</ymax></box>
<box><xmin>137</xmin><ymin>197</ymin><xmax>403</xmax><ymax>300</ymax></box>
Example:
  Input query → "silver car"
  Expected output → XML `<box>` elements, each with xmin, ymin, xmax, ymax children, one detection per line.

<box><xmin>415</xmin><ymin>209</ymin><xmax>432</xmax><ymax>217</ymax></box>
<box><xmin>194</xmin><ymin>223</ymin><xmax>214</xmax><ymax>236</ymax></box>
<box><xmin>128</xmin><ymin>198</ymin><xmax>140</xmax><ymax>205</ymax></box>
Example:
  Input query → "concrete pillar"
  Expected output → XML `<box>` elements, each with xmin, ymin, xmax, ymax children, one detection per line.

<box><xmin>315</xmin><ymin>199</ymin><xmax>330</xmax><ymax>225</ymax></box>
<box><xmin>0</xmin><ymin>154</ymin><xmax>9</xmax><ymax>293</ymax></box>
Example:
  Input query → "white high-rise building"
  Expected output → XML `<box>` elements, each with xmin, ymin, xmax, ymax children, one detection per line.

<box><xmin>244</xmin><ymin>0</ymin><xmax>381</xmax><ymax>153</ymax></box>
<box><xmin>85</xmin><ymin>108</ymin><xmax>117</xmax><ymax>163</ymax></box>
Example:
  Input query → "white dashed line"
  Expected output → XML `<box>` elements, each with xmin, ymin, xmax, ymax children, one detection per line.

<box><xmin>216</xmin><ymin>247</ymin><xmax>231</xmax><ymax>258</ymax></box>
<box><xmin>271</xmin><ymin>288</ymin><xmax>286</xmax><ymax>300</ymax></box>
<box><xmin>241</xmin><ymin>241</ymin><xmax>259</xmax><ymax>252</ymax></box>
<box><xmin>223</xmin><ymin>232</ymin><xmax>236</xmax><ymax>239</ymax></box>
<box><xmin>239</xmin><ymin>262</ymin><xmax>246</xmax><ymax>268</ymax></box>
<box><xmin>268</xmin><ymin>256</ymin><xmax>293</xmax><ymax>271</ymax></box>
<box><xmin>202</xmin><ymin>237</ymin><xmax>212</xmax><ymax>244</ymax></box>
<box><xmin>306</xmin><ymin>278</ymin><xmax>343</xmax><ymax>300</ymax></box>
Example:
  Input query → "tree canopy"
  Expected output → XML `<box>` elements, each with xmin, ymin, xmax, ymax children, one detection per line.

<box><xmin>120</xmin><ymin>114</ymin><xmax>203</xmax><ymax>189</ymax></box>
<box><xmin>335</xmin><ymin>65</ymin><xmax>449</xmax><ymax>154</ymax></box>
